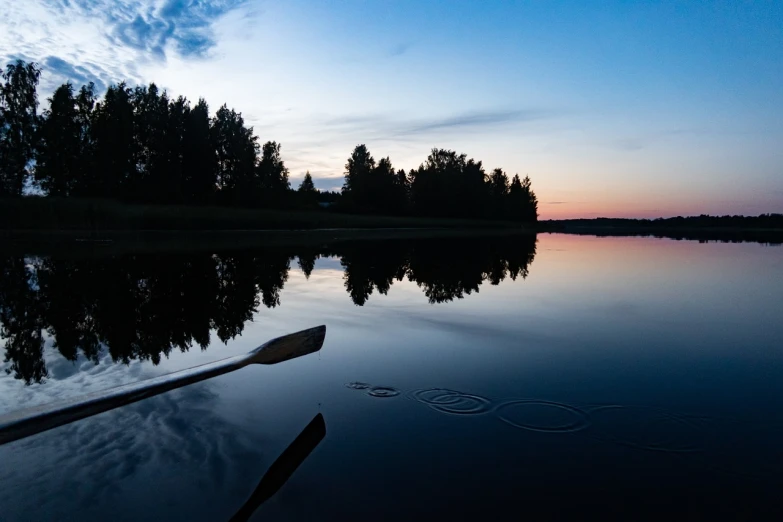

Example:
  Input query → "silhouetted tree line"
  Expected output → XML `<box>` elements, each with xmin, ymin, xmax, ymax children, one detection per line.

<box><xmin>551</xmin><ymin>214</ymin><xmax>783</xmax><ymax>229</ymax></box>
<box><xmin>1</xmin><ymin>60</ymin><xmax>295</xmax><ymax>206</ymax></box>
<box><xmin>1</xmin><ymin>60</ymin><xmax>538</xmax><ymax>220</ymax></box>
<box><xmin>0</xmin><ymin>235</ymin><xmax>537</xmax><ymax>384</ymax></box>
<box><xmin>340</xmin><ymin>145</ymin><xmax>538</xmax><ymax>221</ymax></box>
<box><xmin>546</xmin><ymin>215</ymin><xmax>783</xmax><ymax>244</ymax></box>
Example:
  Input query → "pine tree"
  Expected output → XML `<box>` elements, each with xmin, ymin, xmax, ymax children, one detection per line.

<box><xmin>183</xmin><ymin>99</ymin><xmax>216</xmax><ymax>203</ymax></box>
<box><xmin>35</xmin><ymin>83</ymin><xmax>81</xmax><ymax>196</ymax></box>
<box><xmin>0</xmin><ymin>60</ymin><xmax>41</xmax><ymax>196</ymax></box>
<box><xmin>90</xmin><ymin>83</ymin><xmax>135</xmax><ymax>198</ymax></box>
<box><xmin>298</xmin><ymin>171</ymin><xmax>316</xmax><ymax>193</ymax></box>
<box><xmin>211</xmin><ymin>104</ymin><xmax>258</xmax><ymax>203</ymax></box>
<box><xmin>520</xmin><ymin>175</ymin><xmax>539</xmax><ymax>222</ymax></box>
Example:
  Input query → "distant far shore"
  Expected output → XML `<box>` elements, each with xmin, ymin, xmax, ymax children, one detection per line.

<box><xmin>539</xmin><ymin>216</ymin><xmax>783</xmax><ymax>244</ymax></box>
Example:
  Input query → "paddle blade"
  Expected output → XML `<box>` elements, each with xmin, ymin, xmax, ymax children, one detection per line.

<box><xmin>249</xmin><ymin>325</ymin><xmax>326</xmax><ymax>365</ymax></box>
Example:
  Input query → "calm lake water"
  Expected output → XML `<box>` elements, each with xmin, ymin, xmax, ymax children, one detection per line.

<box><xmin>0</xmin><ymin>233</ymin><xmax>781</xmax><ymax>520</ymax></box>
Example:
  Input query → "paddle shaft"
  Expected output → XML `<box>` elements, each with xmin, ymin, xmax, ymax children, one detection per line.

<box><xmin>0</xmin><ymin>352</ymin><xmax>250</xmax><ymax>446</ymax></box>
<box><xmin>0</xmin><ymin>325</ymin><xmax>326</xmax><ymax>446</ymax></box>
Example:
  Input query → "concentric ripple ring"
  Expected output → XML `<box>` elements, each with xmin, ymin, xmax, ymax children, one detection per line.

<box><xmin>495</xmin><ymin>400</ymin><xmax>591</xmax><ymax>433</ymax></box>
<box><xmin>367</xmin><ymin>386</ymin><xmax>401</xmax><ymax>398</ymax></box>
<box><xmin>410</xmin><ymin>388</ymin><xmax>493</xmax><ymax>415</ymax></box>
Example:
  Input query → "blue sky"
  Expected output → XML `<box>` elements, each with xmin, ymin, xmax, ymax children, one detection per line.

<box><xmin>1</xmin><ymin>0</ymin><xmax>781</xmax><ymax>218</ymax></box>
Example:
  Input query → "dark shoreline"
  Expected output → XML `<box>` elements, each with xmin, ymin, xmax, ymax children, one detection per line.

<box><xmin>539</xmin><ymin>224</ymin><xmax>783</xmax><ymax>245</ymax></box>
<box><xmin>0</xmin><ymin>227</ymin><xmax>537</xmax><ymax>257</ymax></box>
<box><xmin>0</xmin><ymin>197</ymin><xmax>526</xmax><ymax>232</ymax></box>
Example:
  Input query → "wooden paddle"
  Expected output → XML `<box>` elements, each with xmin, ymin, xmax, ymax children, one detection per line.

<box><xmin>0</xmin><ymin>325</ymin><xmax>326</xmax><ymax>446</ymax></box>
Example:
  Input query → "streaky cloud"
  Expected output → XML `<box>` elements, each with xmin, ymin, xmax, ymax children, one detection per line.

<box><xmin>323</xmin><ymin>109</ymin><xmax>556</xmax><ymax>140</ymax></box>
<box><xmin>404</xmin><ymin>109</ymin><xmax>550</xmax><ymax>135</ymax></box>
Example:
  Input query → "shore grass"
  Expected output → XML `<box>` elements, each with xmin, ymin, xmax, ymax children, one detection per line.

<box><xmin>1</xmin><ymin>196</ymin><xmax>525</xmax><ymax>232</ymax></box>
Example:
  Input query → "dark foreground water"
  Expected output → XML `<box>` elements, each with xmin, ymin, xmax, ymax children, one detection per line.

<box><xmin>0</xmin><ymin>233</ymin><xmax>781</xmax><ymax>521</ymax></box>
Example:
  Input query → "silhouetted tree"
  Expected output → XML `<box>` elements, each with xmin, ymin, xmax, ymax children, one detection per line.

<box><xmin>298</xmin><ymin>171</ymin><xmax>316</xmax><ymax>193</ymax></box>
<box><xmin>341</xmin><ymin>144</ymin><xmax>375</xmax><ymax>211</ymax></box>
<box><xmin>89</xmin><ymin>83</ymin><xmax>135</xmax><ymax>198</ymax></box>
<box><xmin>371</xmin><ymin>156</ymin><xmax>405</xmax><ymax>214</ymax></box>
<box><xmin>341</xmin><ymin>146</ymin><xmax>408</xmax><ymax>215</ymax></box>
<box><xmin>161</xmin><ymin>95</ymin><xmax>189</xmax><ymax>203</ymax></box>
<box><xmin>183</xmin><ymin>98</ymin><xmax>217</xmax><ymax>203</ymax></box>
<box><xmin>256</xmin><ymin>141</ymin><xmax>290</xmax><ymax>206</ymax></box>
<box><xmin>129</xmin><ymin>83</ymin><xmax>171</xmax><ymax>201</ymax></box>
<box><xmin>394</xmin><ymin>168</ymin><xmax>410</xmax><ymax>213</ymax></box>
<box><xmin>212</xmin><ymin>104</ymin><xmax>258</xmax><ymax>204</ymax></box>
<box><xmin>518</xmin><ymin>175</ymin><xmax>538</xmax><ymax>222</ymax></box>
<box><xmin>297</xmin><ymin>171</ymin><xmax>318</xmax><ymax>208</ymax></box>
<box><xmin>34</xmin><ymin>82</ymin><xmax>97</xmax><ymax>197</ymax></box>
<box><xmin>488</xmin><ymin>168</ymin><xmax>510</xmax><ymax>201</ymax></box>
<box><xmin>0</xmin><ymin>60</ymin><xmax>41</xmax><ymax>196</ymax></box>
<box><xmin>73</xmin><ymin>83</ymin><xmax>97</xmax><ymax>195</ymax></box>
<box><xmin>35</xmin><ymin>83</ymin><xmax>82</xmax><ymax>196</ymax></box>
<box><xmin>410</xmin><ymin>149</ymin><xmax>481</xmax><ymax>218</ymax></box>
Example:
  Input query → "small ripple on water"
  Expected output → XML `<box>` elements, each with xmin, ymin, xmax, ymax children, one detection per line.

<box><xmin>367</xmin><ymin>386</ymin><xmax>401</xmax><ymax>398</ymax></box>
<box><xmin>345</xmin><ymin>382</ymin><xmax>372</xmax><ymax>390</ymax></box>
<box><xmin>410</xmin><ymin>388</ymin><xmax>492</xmax><ymax>415</ymax></box>
<box><xmin>495</xmin><ymin>400</ymin><xmax>591</xmax><ymax>433</ymax></box>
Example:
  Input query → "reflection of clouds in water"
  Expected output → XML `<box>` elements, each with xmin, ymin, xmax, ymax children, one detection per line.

<box><xmin>312</xmin><ymin>256</ymin><xmax>344</xmax><ymax>272</ymax></box>
<box><xmin>0</xmin><ymin>347</ymin><xmax>264</xmax><ymax>522</ymax></box>
<box><xmin>0</xmin><ymin>339</ymin><xmax>147</xmax><ymax>414</ymax></box>
<box><xmin>387</xmin><ymin>308</ymin><xmax>559</xmax><ymax>347</ymax></box>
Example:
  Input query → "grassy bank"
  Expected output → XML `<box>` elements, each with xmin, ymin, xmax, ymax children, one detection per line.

<box><xmin>1</xmin><ymin>197</ymin><xmax>526</xmax><ymax>233</ymax></box>
<box><xmin>0</xmin><ymin>228</ymin><xmax>540</xmax><ymax>257</ymax></box>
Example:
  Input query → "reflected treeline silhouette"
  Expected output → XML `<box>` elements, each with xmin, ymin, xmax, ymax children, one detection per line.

<box><xmin>0</xmin><ymin>236</ymin><xmax>537</xmax><ymax>384</ymax></box>
<box><xmin>0</xmin><ymin>251</ymin><xmax>290</xmax><ymax>385</ymax></box>
<box><xmin>547</xmin><ymin>228</ymin><xmax>783</xmax><ymax>245</ymax></box>
<box><xmin>339</xmin><ymin>237</ymin><xmax>537</xmax><ymax>305</ymax></box>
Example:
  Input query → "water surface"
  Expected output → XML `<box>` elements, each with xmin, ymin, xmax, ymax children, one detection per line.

<box><xmin>0</xmin><ymin>233</ymin><xmax>781</xmax><ymax>520</ymax></box>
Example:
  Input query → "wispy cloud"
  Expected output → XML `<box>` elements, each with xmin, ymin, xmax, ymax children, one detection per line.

<box><xmin>404</xmin><ymin>110</ymin><xmax>548</xmax><ymax>135</ymax></box>
<box><xmin>323</xmin><ymin>109</ymin><xmax>555</xmax><ymax>140</ymax></box>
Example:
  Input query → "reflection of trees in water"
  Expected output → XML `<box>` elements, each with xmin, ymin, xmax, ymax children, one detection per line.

<box><xmin>339</xmin><ymin>235</ymin><xmax>538</xmax><ymax>305</ymax></box>
<box><xmin>0</xmin><ymin>257</ymin><xmax>47</xmax><ymax>384</ymax></box>
<box><xmin>340</xmin><ymin>243</ymin><xmax>410</xmax><ymax>306</ymax></box>
<box><xmin>0</xmin><ymin>236</ymin><xmax>537</xmax><ymax>384</ymax></box>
